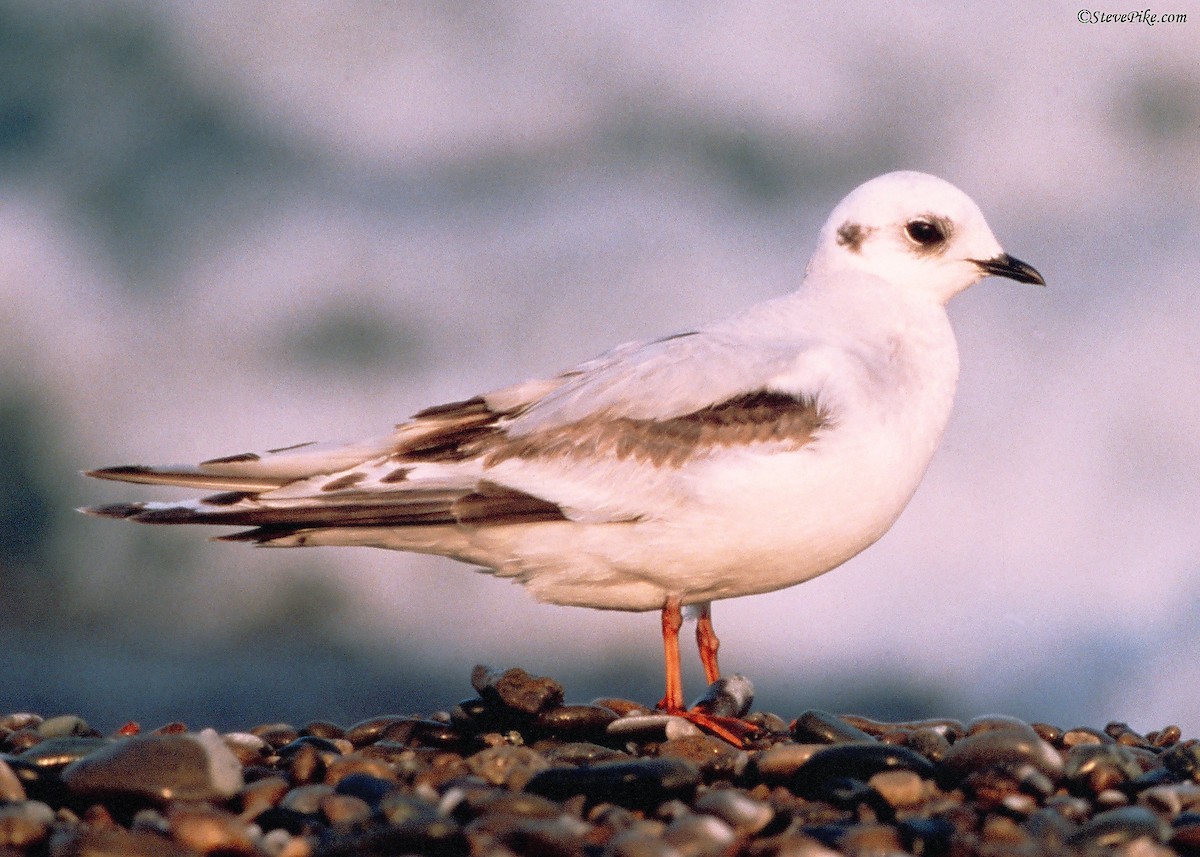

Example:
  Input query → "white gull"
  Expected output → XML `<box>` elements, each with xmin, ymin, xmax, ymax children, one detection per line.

<box><xmin>85</xmin><ymin>171</ymin><xmax>1044</xmax><ymax>741</ymax></box>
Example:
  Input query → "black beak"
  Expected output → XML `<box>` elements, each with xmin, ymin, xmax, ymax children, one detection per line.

<box><xmin>974</xmin><ymin>253</ymin><xmax>1045</xmax><ymax>286</ymax></box>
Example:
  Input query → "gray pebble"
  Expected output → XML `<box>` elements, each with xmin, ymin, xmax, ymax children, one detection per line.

<box><xmin>693</xmin><ymin>788</ymin><xmax>773</xmax><ymax>834</ymax></box>
<box><xmin>690</xmin><ymin>675</ymin><xmax>754</xmax><ymax>719</ymax></box>
<box><xmin>607</xmin><ymin>714</ymin><xmax>702</xmax><ymax>741</ymax></box>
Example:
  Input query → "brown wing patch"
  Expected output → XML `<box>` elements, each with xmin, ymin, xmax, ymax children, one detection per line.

<box><xmin>321</xmin><ymin>472</ymin><xmax>367</xmax><ymax>492</ymax></box>
<box><xmin>479</xmin><ymin>390</ymin><xmax>827</xmax><ymax>468</ymax></box>
<box><xmin>201</xmin><ymin>452</ymin><xmax>261</xmax><ymax>465</ymax></box>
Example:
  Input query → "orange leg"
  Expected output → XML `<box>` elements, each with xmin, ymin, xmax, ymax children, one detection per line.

<box><xmin>656</xmin><ymin>598</ymin><xmax>756</xmax><ymax>747</ymax></box>
<box><xmin>658</xmin><ymin>596</ymin><xmax>685</xmax><ymax>712</ymax></box>
<box><xmin>695</xmin><ymin>601</ymin><xmax>720</xmax><ymax>685</ymax></box>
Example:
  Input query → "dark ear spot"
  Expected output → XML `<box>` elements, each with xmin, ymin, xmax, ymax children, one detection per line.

<box><xmin>835</xmin><ymin>221</ymin><xmax>870</xmax><ymax>253</ymax></box>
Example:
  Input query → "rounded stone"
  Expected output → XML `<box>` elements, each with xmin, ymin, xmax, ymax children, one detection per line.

<box><xmin>471</xmin><ymin>665</ymin><xmax>564</xmax><ymax>714</ymax></box>
<box><xmin>939</xmin><ymin>721</ymin><xmax>1062</xmax><ymax>784</ymax></box>
<box><xmin>36</xmin><ymin>715</ymin><xmax>97</xmax><ymax>739</ymax></box>
<box><xmin>167</xmin><ymin>804</ymin><xmax>256</xmax><ymax>854</ymax></box>
<box><xmin>319</xmin><ymin>793</ymin><xmax>372</xmax><ymax>825</ymax></box>
<box><xmin>0</xmin><ymin>758</ymin><xmax>27</xmax><ymax>801</ymax></box>
<box><xmin>0</xmin><ymin>801</ymin><xmax>54</xmax><ymax>848</ymax></box>
<box><xmin>1064</xmin><ymin>744</ymin><xmax>1144</xmax><ymax>795</ymax></box>
<box><xmin>466</xmin><ymin>745</ymin><xmax>550</xmax><ymax>789</ymax></box>
<box><xmin>281</xmin><ymin>783</ymin><xmax>335</xmax><ymax>815</ymax></box>
<box><xmin>526</xmin><ymin>757</ymin><xmax>701</xmax><ymax>810</ymax></box>
<box><xmin>61</xmin><ymin>728</ymin><xmax>244</xmax><ymax>802</ymax></box>
<box><xmin>868</xmin><ymin>769</ymin><xmax>926</xmax><ymax>808</ymax></box>
<box><xmin>1066</xmin><ymin>806</ymin><xmax>1168</xmax><ymax>848</ymax></box>
<box><xmin>536</xmin><ymin>704</ymin><xmax>620</xmax><ymax>736</ymax></box>
<box><xmin>690</xmin><ymin>675</ymin><xmax>754</xmax><ymax>719</ymax></box>
<box><xmin>790</xmin><ymin>744</ymin><xmax>935</xmax><ymax>798</ymax></box>
<box><xmin>18</xmin><ymin>736</ymin><xmax>111</xmax><ymax>767</ymax></box>
<box><xmin>658</xmin><ymin>735</ymin><xmax>746</xmax><ymax>780</ymax></box>
<box><xmin>693</xmin><ymin>788</ymin><xmax>773</xmax><ymax>834</ymax></box>
<box><xmin>791</xmin><ymin>711</ymin><xmax>876</xmax><ymax>744</ymax></box>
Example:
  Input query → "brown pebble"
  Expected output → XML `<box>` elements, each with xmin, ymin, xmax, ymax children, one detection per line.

<box><xmin>466</xmin><ymin>745</ymin><xmax>550</xmax><ymax>789</ymax></box>
<box><xmin>319</xmin><ymin>792</ymin><xmax>372</xmax><ymax>825</ymax></box>
<box><xmin>300</xmin><ymin>721</ymin><xmax>345</xmax><ymax>740</ymax></box>
<box><xmin>251</xmin><ymin>723</ymin><xmax>300</xmax><ymax>748</ymax></box>
<box><xmin>0</xmin><ymin>758</ymin><xmax>26</xmax><ymax>802</ymax></box>
<box><xmin>752</xmin><ymin>743</ymin><xmax>822</xmax><ymax>781</ymax></box>
<box><xmin>659</xmin><ymin>734</ymin><xmax>745</xmax><ymax>780</ymax></box>
<box><xmin>869</xmin><ymin>769</ymin><xmax>926</xmax><ymax>808</ymax></box>
<box><xmin>239</xmin><ymin>775</ymin><xmax>290</xmax><ymax>820</ymax></box>
<box><xmin>169</xmin><ymin>804</ymin><xmax>256</xmax><ymax>854</ymax></box>
<box><xmin>838</xmin><ymin>822</ymin><xmax>902</xmax><ymax>853</ymax></box>
<box><xmin>323</xmin><ymin>752</ymin><xmax>398</xmax><ymax>786</ymax></box>
<box><xmin>0</xmin><ymin>802</ymin><xmax>52</xmax><ymax>848</ymax></box>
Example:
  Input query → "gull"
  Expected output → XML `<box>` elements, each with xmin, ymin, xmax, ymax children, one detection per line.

<box><xmin>84</xmin><ymin>171</ymin><xmax>1044</xmax><ymax>742</ymax></box>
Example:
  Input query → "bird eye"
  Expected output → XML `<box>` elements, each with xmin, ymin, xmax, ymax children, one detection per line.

<box><xmin>904</xmin><ymin>218</ymin><xmax>947</xmax><ymax>247</ymax></box>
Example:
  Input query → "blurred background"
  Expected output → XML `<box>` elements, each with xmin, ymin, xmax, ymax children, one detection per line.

<box><xmin>1</xmin><ymin>1</ymin><xmax>1197</xmax><ymax>734</ymax></box>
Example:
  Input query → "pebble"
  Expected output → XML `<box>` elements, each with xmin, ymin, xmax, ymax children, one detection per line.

<box><xmin>939</xmin><ymin>719</ymin><xmax>1062</xmax><ymax>783</ymax></box>
<box><xmin>790</xmin><ymin>743</ymin><xmax>935</xmax><ymax>798</ymax></box>
<box><xmin>526</xmin><ymin>757</ymin><xmax>701</xmax><ymax>809</ymax></box>
<box><xmin>10</xmin><ymin>666</ymin><xmax>1200</xmax><ymax>857</ymax></box>
<box><xmin>791</xmin><ymin>710</ymin><xmax>876</xmax><ymax>744</ymax></box>
<box><xmin>0</xmin><ymin>758</ymin><xmax>27</xmax><ymax>801</ymax></box>
<box><xmin>689</xmin><ymin>674</ymin><xmax>754</xmax><ymax>719</ymax></box>
<box><xmin>471</xmin><ymin>664</ymin><xmax>564</xmax><ymax>714</ymax></box>
<box><xmin>60</xmin><ymin>728</ymin><xmax>244</xmax><ymax>801</ymax></box>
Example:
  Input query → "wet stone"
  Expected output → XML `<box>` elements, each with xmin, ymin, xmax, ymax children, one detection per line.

<box><xmin>0</xmin><ymin>801</ymin><xmax>53</xmax><ymax>848</ymax></box>
<box><xmin>693</xmin><ymin>788</ymin><xmax>773</xmax><ymax>834</ymax></box>
<box><xmin>250</xmin><ymin>723</ymin><xmax>300</xmax><ymax>749</ymax></box>
<box><xmin>791</xmin><ymin>710</ymin><xmax>876</xmax><ymax>744</ymax></box>
<box><xmin>658</xmin><ymin>735</ymin><xmax>746</xmax><ymax>781</ymax></box>
<box><xmin>17</xmin><ymin>735</ymin><xmax>111</xmax><ymax>768</ymax></box>
<box><xmin>939</xmin><ymin>720</ymin><xmax>1062</xmax><ymax>784</ymax></box>
<box><xmin>789</xmin><ymin>743</ymin><xmax>935</xmax><ymax>799</ymax></box>
<box><xmin>526</xmin><ymin>757</ymin><xmax>701</xmax><ymax>810</ymax></box>
<box><xmin>332</xmin><ymin>771</ymin><xmax>399</xmax><ymax>806</ymax></box>
<box><xmin>1163</xmin><ymin>742</ymin><xmax>1200</xmax><ymax>781</ymax></box>
<box><xmin>167</xmin><ymin>804</ymin><xmax>256</xmax><ymax>854</ymax></box>
<box><xmin>1065</xmin><ymin>743</ymin><xmax>1145</xmax><ymax>795</ymax></box>
<box><xmin>471</xmin><ymin>665</ymin><xmax>564</xmax><ymax>714</ymax></box>
<box><xmin>536</xmin><ymin>704</ymin><xmax>620</xmax><ymax>737</ymax></box>
<box><xmin>1066</xmin><ymin>805</ymin><xmax>1169</xmax><ymax>848</ymax></box>
<box><xmin>868</xmin><ymin>769</ymin><xmax>926</xmax><ymax>808</ymax></box>
<box><xmin>607</xmin><ymin>714</ymin><xmax>702</xmax><ymax>741</ymax></box>
<box><xmin>0</xmin><ymin>757</ymin><xmax>27</xmax><ymax>802</ymax></box>
<box><xmin>60</xmin><ymin>728</ymin><xmax>243</xmax><ymax>802</ymax></box>
<box><xmin>344</xmin><ymin>715</ymin><xmax>412</xmax><ymax>748</ymax></box>
<box><xmin>752</xmin><ymin>742</ymin><xmax>822</xmax><ymax>781</ymax></box>
<box><xmin>466</xmin><ymin>744</ymin><xmax>550</xmax><ymax>789</ymax></box>
<box><xmin>541</xmin><ymin>741</ymin><xmax>630</xmax><ymax>766</ymax></box>
<box><xmin>36</xmin><ymin>715</ymin><xmax>97</xmax><ymax>739</ymax></box>
<box><xmin>663</xmin><ymin>812</ymin><xmax>736</xmax><ymax>855</ymax></box>
<box><xmin>300</xmin><ymin>720</ymin><xmax>345</xmax><ymax>740</ymax></box>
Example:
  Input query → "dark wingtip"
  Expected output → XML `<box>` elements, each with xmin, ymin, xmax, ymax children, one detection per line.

<box><xmin>79</xmin><ymin>503</ymin><xmax>145</xmax><ymax>519</ymax></box>
<box><xmin>84</xmin><ymin>466</ymin><xmax>154</xmax><ymax>482</ymax></box>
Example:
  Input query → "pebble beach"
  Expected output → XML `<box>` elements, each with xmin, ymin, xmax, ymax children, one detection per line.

<box><xmin>3</xmin><ymin>666</ymin><xmax>1199</xmax><ymax>856</ymax></box>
